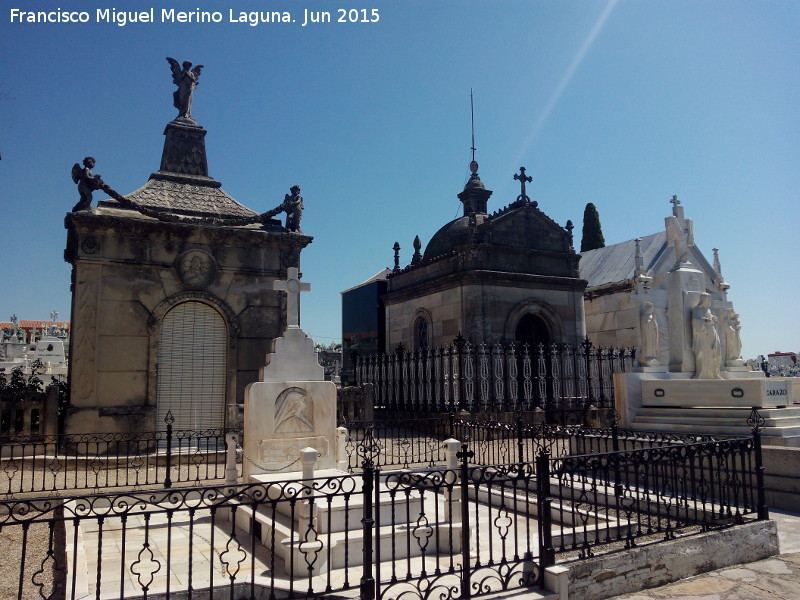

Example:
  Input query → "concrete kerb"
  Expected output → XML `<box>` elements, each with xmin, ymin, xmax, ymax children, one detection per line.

<box><xmin>545</xmin><ymin>519</ymin><xmax>778</xmax><ymax>600</ymax></box>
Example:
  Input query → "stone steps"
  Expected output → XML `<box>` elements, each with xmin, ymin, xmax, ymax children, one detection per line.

<box><xmin>232</xmin><ymin>500</ymin><xmax>461</xmax><ymax>573</ymax></box>
<box><xmin>228</xmin><ymin>470</ymin><xmax>462</xmax><ymax>575</ymax></box>
<box><xmin>632</xmin><ymin>404</ymin><xmax>800</xmax><ymax>441</ymax></box>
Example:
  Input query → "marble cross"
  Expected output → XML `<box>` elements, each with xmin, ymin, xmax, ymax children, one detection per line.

<box><xmin>274</xmin><ymin>267</ymin><xmax>310</xmax><ymax>329</ymax></box>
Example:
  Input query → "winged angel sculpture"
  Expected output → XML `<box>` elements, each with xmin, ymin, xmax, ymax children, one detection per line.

<box><xmin>166</xmin><ymin>57</ymin><xmax>204</xmax><ymax>119</ymax></box>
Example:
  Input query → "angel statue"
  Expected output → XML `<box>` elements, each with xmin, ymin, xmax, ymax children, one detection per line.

<box><xmin>166</xmin><ymin>57</ymin><xmax>204</xmax><ymax>120</ymax></box>
<box><xmin>71</xmin><ymin>157</ymin><xmax>104</xmax><ymax>212</ymax></box>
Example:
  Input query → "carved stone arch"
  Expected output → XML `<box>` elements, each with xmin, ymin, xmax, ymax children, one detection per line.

<box><xmin>147</xmin><ymin>291</ymin><xmax>240</xmax><ymax>428</ymax></box>
<box><xmin>148</xmin><ymin>290</ymin><xmax>240</xmax><ymax>345</ymax></box>
<box><xmin>412</xmin><ymin>308</ymin><xmax>433</xmax><ymax>351</ymax></box>
<box><xmin>504</xmin><ymin>299</ymin><xmax>564</xmax><ymax>347</ymax></box>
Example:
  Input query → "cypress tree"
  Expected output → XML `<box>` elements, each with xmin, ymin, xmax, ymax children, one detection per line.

<box><xmin>580</xmin><ymin>202</ymin><xmax>606</xmax><ymax>252</ymax></box>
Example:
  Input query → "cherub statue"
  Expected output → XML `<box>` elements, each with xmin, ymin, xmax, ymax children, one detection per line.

<box><xmin>71</xmin><ymin>157</ymin><xmax>103</xmax><ymax>212</ymax></box>
<box><xmin>282</xmin><ymin>185</ymin><xmax>304</xmax><ymax>232</ymax></box>
<box><xmin>166</xmin><ymin>57</ymin><xmax>204</xmax><ymax>120</ymax></box>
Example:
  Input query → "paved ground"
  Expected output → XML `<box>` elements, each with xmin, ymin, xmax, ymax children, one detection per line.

<box><xmin>610</xmin><ymin>509</ymin><xmax>800</xmax><ymax>600</ymax></box>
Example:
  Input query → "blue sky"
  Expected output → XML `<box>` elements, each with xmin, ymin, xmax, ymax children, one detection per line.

<box><xmin>1</xmin><ymin>0</ymin><xmax>797</xmax><ymax>359</ymax></box>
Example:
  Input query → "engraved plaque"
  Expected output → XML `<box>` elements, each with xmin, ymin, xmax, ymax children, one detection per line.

<box><xmin>259</xmin><ymin>436</ymin><xmax>329</xmax><ymax>466</ymax></box>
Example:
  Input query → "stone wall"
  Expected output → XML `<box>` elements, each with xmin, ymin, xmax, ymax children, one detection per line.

<box><xmin>763</xmin><ymin>446</ymin><xmax>800</xmax><ymax>511</ymax></box>
<box><xmin>385</xmin><ymin>272</ymin><xmax>586</xmax><ymax>349</ymax></box>
<box><xmin>546</xmin><ymin>520</ymin><xmax>778</xmax><ymax>600</ymax></box>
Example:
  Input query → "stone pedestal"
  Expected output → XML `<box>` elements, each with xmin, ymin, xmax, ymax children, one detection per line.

<box><xmin>615</xmin><ymin>371</ymin><xmax>800</xmax><ymax>443</ymax></box>
<box><xmin>157</xmin><ymin>118</ymin><xmax>212</xmax><ymax>179</ymax></box>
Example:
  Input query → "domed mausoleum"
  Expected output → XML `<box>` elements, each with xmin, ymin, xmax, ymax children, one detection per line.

<box><xmin>343</xmin><ymin>162</ymin><xmax>587</xmax><ymax>362</ymax></box>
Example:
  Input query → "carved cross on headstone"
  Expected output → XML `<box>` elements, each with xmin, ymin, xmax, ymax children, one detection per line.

<box><xmin>514</xmin><ymin>167</ymin><xmax>532</xmax><ymax>202</ymax></box>
<box><xmin>273</xmin><ymin>267</ymin><xmax>310</xmax><ymax>329</ymax></box>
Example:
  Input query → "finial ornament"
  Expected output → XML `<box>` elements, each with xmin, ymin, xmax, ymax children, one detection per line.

<box><xmin>514</xmin><ymin>166</ymin><xmax>532</xmax><ymax>203</ymax></box>
<box><xmin>166</xmin><ymin>57</ymin><xmax>204</xmax><ymax>120</ymax></box>
<box><xmin>393</xmin><ymin>242</ymin><xmax>401</xmax><ymax>272</ymax></box>
<box><xmin>411</xmin><ymin>235</ymin><xmax>422</xmax><ymax>266</ymax></box>
<box><xmin>669</xmin><ymin>194</ymin><xmax>680</xmax><ymax>208</ymax></box>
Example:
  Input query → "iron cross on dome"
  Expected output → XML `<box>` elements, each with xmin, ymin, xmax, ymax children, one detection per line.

<box><xmin>514</xmin><ymin>167</ymin><xmax>532</xmax><ymax>202</ymax></box>
<box><xmin>274</xmin><ymin>267</ymin><xmax>311</xmax><ymax>328</ymax></box>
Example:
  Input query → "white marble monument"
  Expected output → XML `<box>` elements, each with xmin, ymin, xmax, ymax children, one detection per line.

<box><xmin>242</xmin><ymin>267</ymin><xmax>338</xmax><ymax>478</ymax></box>
<box><xmin>611</xmin><ymin>198</ymin><xmax>799</xmax><ymax>443</ymax></box>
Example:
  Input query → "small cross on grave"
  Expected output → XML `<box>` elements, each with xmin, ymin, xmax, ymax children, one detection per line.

<box><xmin>273</xmin><ymin>267</ymin><xmax>311</xmax><ymax>329</ymax></box>
<box><xmin>514</xmin><ymin>167</ymin><xmax>533</xmax><ymax>202</ymax></box>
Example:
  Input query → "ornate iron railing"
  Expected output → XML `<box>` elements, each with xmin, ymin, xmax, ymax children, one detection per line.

<box><xmin>0</xmin><ymin>412</ymin><xmax>241</xmax><ymax>495</ymax></box>
<box><xmin>355</xmin><ymin>340</ymin><xmax>636</xmax><ymax>414</ymax></box>
<box><xmin>341</xmin><ymin>414</ymin><xmax>734</xmax><ymax>472</ymax></box>
<box><xmin>1</xmin><ymin>418</ymin><xmax>766</xmax><ymax>600</ymax></box>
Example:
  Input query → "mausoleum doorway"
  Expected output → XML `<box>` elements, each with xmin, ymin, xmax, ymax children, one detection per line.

<box><xmin>156</xmin><ymin>301</ymin><xmax>227</xmax><ymax>430</ymax></box>
<box><xmin>514</xmin><ymin>313</ymin><xmax>551</xmax><ymax>350</ymax></box>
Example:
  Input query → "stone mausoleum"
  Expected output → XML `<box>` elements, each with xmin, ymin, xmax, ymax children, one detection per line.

<box><xmin>579</xmin><ymin>196</ymin><xmax>737</xmax><ymax>362</ymax></box>
<box><xmin>343</xmin><ymin>162</ymin><xmax>586</xmax><ymax>361</ymax></box>
<box><xmin>64</xmin><ymin>61</ymin><xmax>311</xmax><ymax>434</ymax></box>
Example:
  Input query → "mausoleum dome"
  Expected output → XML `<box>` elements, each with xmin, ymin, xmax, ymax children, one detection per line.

<box><xmin>422</xmin><ymin>213</ymin><xmax>489</xmax><ymax>261</ymax></box>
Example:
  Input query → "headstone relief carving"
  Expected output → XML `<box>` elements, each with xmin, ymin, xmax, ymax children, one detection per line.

<box><xmin>274</xmin><ymin>387</ymin><xmax>314</xmax><ymax>434</ymax></box>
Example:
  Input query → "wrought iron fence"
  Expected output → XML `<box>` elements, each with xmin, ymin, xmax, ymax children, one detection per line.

<box><xmin>547</xmin><ymin>435</ymin><xmax>765</xmax><ymax>556</ymax></box>
<box><xmin>1</xmin><ymin>419</ymin><xmax>767</xmax><ymax>600</ymax></box>
<box><xmin>341</xmin><ymin>413</ymin><xmax>734</xmax><ymax>472</ymax></box>
<box><xmin>355</xmin><ymin>339</ymin><xmax>635</xmax><ymax>414</ymax></box>
<box><xmin>0</xmin><ymin>412</ymin><xmax>240</xmax><ymax>495</ymax></box>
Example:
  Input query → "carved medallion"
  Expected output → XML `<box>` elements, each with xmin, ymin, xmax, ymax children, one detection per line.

<box><xmin>177</xmin><ymin>249</ymin><xmax>217</xmax><ymax>289</ymax></box>
<box><xmin>80</xmin><ymin>236</ymin><xmax>99</xmax><ymax>255</ymax></box>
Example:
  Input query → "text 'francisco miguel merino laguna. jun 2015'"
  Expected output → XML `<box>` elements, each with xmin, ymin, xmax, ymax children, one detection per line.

<box><xmin>8</xmin><ymin>7</ymin><xmax>382</xmax><ymax>27</ymax></box>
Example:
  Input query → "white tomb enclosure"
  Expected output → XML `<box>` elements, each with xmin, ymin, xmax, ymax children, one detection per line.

<box><xmin>591</xmin><ymin>198</ymin><xmax>800</xmax><ymax>445</ymax></box>
<box><xmin>238</xmin><ymin>269</ymin><xmax>464</xmax><ymax>579</ymax></box>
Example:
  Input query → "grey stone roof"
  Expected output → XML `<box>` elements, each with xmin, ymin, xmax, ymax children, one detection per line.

<box><xmin>121</xmin><ymin>177</ymin><xmax>258</xmax><ymax>219</ymax></box>
<box><xmin>578</xmin><ymin>232</ymin><xmax>667</xmax><ymax>287</ymax></box>
<box><xmin>423</xmin><ymin>214</ymin><xmax>490</xmax><ymax>261</ymax></box>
